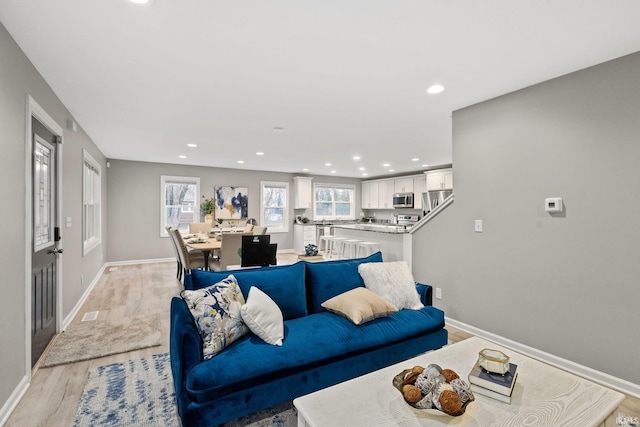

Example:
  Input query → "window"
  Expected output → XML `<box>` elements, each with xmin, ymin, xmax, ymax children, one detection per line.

<box><xmin>83</xmin><ymin>149</ymin><xmax>101</xmax><ymax>255</ymax></box>
<box><xmin>313</xmin><ymin>183</ymin><xmax>355</xmax><ymax>220</ymax></box>
<box><xmin>260</xmin><ymin>181</ymin><xmax>289</xmax><ymax>233</ymax></box>
<box><xmin>161</xmin><ymin>175</ymin><xmax>200</xmax><ymax>236</ymax></box>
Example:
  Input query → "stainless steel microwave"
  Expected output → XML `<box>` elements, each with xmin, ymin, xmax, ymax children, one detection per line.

<box><xmin>392</xmin><ymin>192</ymin><xmax>414</xmax><ymax>208</ymax></box>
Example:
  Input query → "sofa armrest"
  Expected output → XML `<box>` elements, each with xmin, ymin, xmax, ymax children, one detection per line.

<box><xmin>170</xmin><ymin>297</ymin><xmax>203</xmax><ymax>413</ymax></box>
<box><xmin>415</xmin><ymin>283</ymin><xmax>433</xmax><ymax>306</ymax></box>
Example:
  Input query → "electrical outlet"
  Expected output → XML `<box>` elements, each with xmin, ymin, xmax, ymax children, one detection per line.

<box><xmin>435</xmin><ymin>288</ymin><xmax>442</xmax><ymax>300</ymax></box>
<box><xmin>475</xmin><ymin>219</ymin><xmax>483</xmax><ymax>233</ymax></box>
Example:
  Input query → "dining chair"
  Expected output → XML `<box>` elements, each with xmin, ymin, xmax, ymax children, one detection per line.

<box><xmin>213</xmin><ymin>233</ymin><xmax>246</xmax><ymax>271</ymax></box>
<box><xmin>165</xmin><ymin>226</ymin><xmax>183</xmax><ymax>279</ymax></box>
<box><xmin>189</xmin><ymin>222</ymin><xmax>212</xmax><ymax>235</ymax></box>
<box><xmin>172</xmin><ymin>228</ymin><xmax>206</xmax><ymax>281</ymax></box>
<box><xmin>253</xmin><ymin>226</ymin><xmax>268</xmax><ymax>235</ymax></box>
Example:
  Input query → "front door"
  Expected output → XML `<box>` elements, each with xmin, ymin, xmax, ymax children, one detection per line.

<box><xmin>31</xmin><ymin>118</ymin><xmax>61</xmax><ymax>367</ymax></box>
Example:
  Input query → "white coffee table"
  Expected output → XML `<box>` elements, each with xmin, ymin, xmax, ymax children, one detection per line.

<box><xmin>294</xmin><ymin>336</ymin><xmax>624</xmax><ymax>427</ymax></box>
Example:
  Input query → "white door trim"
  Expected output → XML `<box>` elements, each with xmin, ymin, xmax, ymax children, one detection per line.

<box><xmin>24</xmin><ymin>94</ymin><xmax>64</xmax><ymax>377</ymax></box>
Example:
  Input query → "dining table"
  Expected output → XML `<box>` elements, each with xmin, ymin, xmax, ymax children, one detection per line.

<box><xmin>185</xmin><ymin>236</ymin><xmax>222</xmax><ymax>270</ymax></box>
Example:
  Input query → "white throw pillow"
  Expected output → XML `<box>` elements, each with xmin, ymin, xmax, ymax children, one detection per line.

<box><xmin>241</xmin><ymin>286</ymin><xmax>284</xmax><ymax>346</ymax></box>
<box><xmin>358</xmin><ymin>261</ymin><xmax>424</xmax><ymax>310</ymax></box>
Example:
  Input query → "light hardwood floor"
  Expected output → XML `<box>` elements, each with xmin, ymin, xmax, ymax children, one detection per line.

<box><xmin>6</xmin><ymin>257</ymin><xmax>639</xmax><ymax>426</ymax></box>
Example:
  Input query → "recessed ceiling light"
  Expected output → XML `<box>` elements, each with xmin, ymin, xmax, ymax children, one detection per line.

<box><xmin>412</xmin><ymin>158</ymin><xmax>419</xmax><ymax>162</ymax></box>
<box><xmin>382</xmin><ymin>163</ymin><xmax>390</xmax><ymax>167</ymax></box>
<box><xmin>178</xmin><ymin>155</ymin><xmax>187</xmax><ymax>159</ymax></box>
<box><xmin>187</xmin><ymin>143</ymin><xmax>197</xmax><ymax>148</ymax></box>
<box><xmin>325</xmin><ymin>163</ymin><xmax>331</xmax><ymax>166</ymax></box>
<box><xmin>353</xmin><ymin>156</ymin><xmax>361</xmax><ymax>160</ymax></box>
<box><xmin>237</xmin><ymin>160</ymin><xmax>244</xmax><ymax>164</ymax></box>
<box><xmin>422</xmin><ymin>164</ymin><xmax>429</xmax><ymax>167</ymax></box>
<box><xmin>331</xmin><ymin>170</ymin><xmax>337</xmax><ymax>174</ymax></box>
<box><xmin>359</xmin><ymin>167</ymin><xmax>365</xmax><ymax>171</ymax></box>
<box><xmin>129</xmin><ymin>0</ymin><xmax>150</xmax><ymax>4</ymax></box>
<box><xmin>362</xmin><ymin>173</ymin><xmax>368</xmax><ymax>177</ymax></box>
<box><xmin>389</xmin><ymin>169</ymin><xmax>395</xmax><ymax>172</ymax></box>
<box><xmin>256</xmin><ymin>152</ymin><xmax>264</xmax><ymax>156</ymax></box>
<box><xmin>427</xmin><ymin>84</ymin><xmax>445</xmax><ymax>94</ymax></box>
<box><xmin>302</xmin><ymin>168</ymin><xmax>309</xmax><ymax>172</ymax></box>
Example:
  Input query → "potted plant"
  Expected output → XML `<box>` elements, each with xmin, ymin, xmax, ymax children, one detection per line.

<box><xmin>201</xmin><ymin>196</ymin><xmax>216</xmax><ymax>221</ymax></box>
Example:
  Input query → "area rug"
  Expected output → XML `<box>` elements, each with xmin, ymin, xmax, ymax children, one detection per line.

<box><xmin>41</xmin><ymin>313</ymin><xmax>162</xmax><ymax>368</ymax></box>
<box><xmin>74</xmin><ymin>352</ymin><xmax>297</xmax><ymax>427</ymax></box>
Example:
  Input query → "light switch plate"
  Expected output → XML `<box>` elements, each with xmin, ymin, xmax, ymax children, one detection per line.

<box><xmin>475</xmin><ymin>220</ymin><xmax>483</xmax><ymax>232</ymax></box>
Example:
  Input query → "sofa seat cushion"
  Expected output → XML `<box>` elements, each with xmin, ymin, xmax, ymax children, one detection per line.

<box><xmin>186</xmin><ymin>305</ymin><xmax>445</xmax><ymax>403</ymax></box>
<box><xmin>191</xmin><ymin>262</ymin><xmax>307</xmax><ymax>320</ymax></box>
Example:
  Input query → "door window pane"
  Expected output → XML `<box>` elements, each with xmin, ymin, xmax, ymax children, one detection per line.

<box><xmin>34</xmin><ymin>137</ymin><xmax>53</xmax><ymax>251</ymax></box>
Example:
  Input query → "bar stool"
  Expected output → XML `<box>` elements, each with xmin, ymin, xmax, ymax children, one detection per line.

<box><xmin>316</xmin><ymin>226</ymin><xmax>331</xmax><ymax>250</ymax></box>
<box><xmin>338</xmin><ymin>239</ymin><xmax>362</xmax><ymax>259</ymax></box>
<box><xmin>356</xmin><ymin>241</ymin><xmax>381</xmax><ymax>258</ymax></box>
<box><xmin>328</xmin><ymin>237</ymin><xmax>347</xmax><ymax>259</ymax></box>
<box><xmin>318</xmin><ymin>234</ymin><xmax>334</xmax><ymax>255</ymax></box>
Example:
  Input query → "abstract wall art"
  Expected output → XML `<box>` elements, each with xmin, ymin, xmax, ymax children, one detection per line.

<box><xmin>214</xmin><ymin>186</ymin><xmax>249</xmax><ymax>219</ymax></box>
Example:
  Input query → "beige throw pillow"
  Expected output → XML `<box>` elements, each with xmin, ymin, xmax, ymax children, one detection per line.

<box><xmin>321</xmin><ymin>287</ymin><xmax>398</xmax><ymax>325</ymax></box>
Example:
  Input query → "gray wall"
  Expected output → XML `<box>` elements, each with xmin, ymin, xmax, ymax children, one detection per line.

<box><xmin>106</xmin><ymin>160</ymin><xmax>361</xmax><ymax>262</ymax></box>
<box><xmin>0</xmin><ymin>22</ymin><xmax>107</xmax><ymax>412</ymax></box>
<box><xmin>412</xmin><ymin>52</ymin><xmax>640</xmax><ymax>385</ymax></box>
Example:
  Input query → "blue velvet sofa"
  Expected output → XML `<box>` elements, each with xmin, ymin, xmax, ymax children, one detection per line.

<box><xmin>170</xmin><ymin>252</ymin><xmax>448</xmax><ymax>427</ymax></box>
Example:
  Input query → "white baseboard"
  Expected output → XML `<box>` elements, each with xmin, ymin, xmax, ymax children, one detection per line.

<box><xmin>105</xmin><ymin>258</ymin><xmax>174</xmax><ymax>267</ymax></box>
<box><xmin>0</xmin><ymin>375</ymin><xmax>29</xmax><ymax>427</ymax></box>
<box><xmin>446</xmin><ymin>317</ymin><xmax>640</xmax><ymax>399</ymax></box>
<box><xmin>61</xmin><ymin>263</ymin><xmax>108</xmax><ymax>330</ymax></box>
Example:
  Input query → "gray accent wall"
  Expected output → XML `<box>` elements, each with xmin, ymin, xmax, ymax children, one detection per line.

<box><xmin>0</xmin><ymin>21</ymin><xmax>107</xmax><ymax>415</ymax></box>
<box><xmin>106</xmin><ymin>160</ymin><xmax>362</xmax><ymax>262</ymax></box>
<box><xmin>412</xmin><ymin>52</ymin><xmax>640</xmax><ymax>385</ymax></box>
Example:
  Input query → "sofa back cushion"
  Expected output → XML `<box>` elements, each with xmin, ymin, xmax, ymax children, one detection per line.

<box><xmin>305</xmin><ymin>251</ymin><xmax>383</xmax><ymax>314</ymax></box>
<box><xmin>191</xmin><ymin>262</ymin><xmax>307</xmax><ymax>320</ymax></box>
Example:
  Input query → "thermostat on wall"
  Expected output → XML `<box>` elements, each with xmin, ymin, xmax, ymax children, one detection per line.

<box><xmin>545</xmin><ymin>197</ymin><xmax>563</xmax><ymax>213</ymax></box>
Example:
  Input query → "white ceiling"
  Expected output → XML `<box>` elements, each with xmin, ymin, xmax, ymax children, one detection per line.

<box><xmin>2</xmin><ymin>1</ymin><xmax>640</xmax><ymax>178</ymax></box>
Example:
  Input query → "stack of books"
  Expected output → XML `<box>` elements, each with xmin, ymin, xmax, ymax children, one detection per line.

<box><xmin>468</xmin><ymin>360</ymin><xmax>518</xmax><ymax>403</ymax></box>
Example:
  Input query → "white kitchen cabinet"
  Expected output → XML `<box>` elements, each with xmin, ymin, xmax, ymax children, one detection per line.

<box><xmin>378</xmin><ymin>179</ymin><xmax>395</xmax><ymax>209</ymax></box>
<box><xmin>361</xmin><ymin>181</ymin><xmax>379</xmax><ymax>209</ymax></box>
<box><xmin>293</xmin><ymin>176</ymin><xmax>313</xmax><ymax>209</ymax></box>
<box><xmin>425</xmin><ymin>168</ymin><xmax>453</xmax><ymax>190</ymax></box>
<box><xmin>293</xmin><ymin>224</ymin><xmax>317</xmax><ymax>253</ymax></box>
<box><xmin>394</xmin><ymin>177</ymin><xmax>413</xmax><ymax>193</ymax></box>
<box><xmin>413</xmin><ymin>175</ymin><xmax>426</xmax><ymax>210</ymax></box>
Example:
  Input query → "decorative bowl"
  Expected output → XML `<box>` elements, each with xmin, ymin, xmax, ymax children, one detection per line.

<box><xmin>392</xmin><ymin>364</ymin><xmax>474</xmax><ymax>417</ymax></box>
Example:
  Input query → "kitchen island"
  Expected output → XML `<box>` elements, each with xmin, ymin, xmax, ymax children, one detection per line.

<box><xmin>330</xmin><ymin>224</ymin><xmax>412</xmax><ymax>265</ymax></box>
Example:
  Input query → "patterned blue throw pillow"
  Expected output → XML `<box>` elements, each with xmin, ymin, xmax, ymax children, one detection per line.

<box><xmin>180</xmin><ymin>275</ymin><xmax>248</xmax><ymax>359</ymax></box>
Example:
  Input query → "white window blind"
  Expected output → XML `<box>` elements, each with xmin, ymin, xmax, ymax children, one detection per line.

<box><xmin>161</xmin><ymin>175</ymin><xmax>199</xmax><ymax>236</ymax></box>
<box><xmin>83</xmin><ymin>150</ymin><xmax>101</xmax><ymax>255</ymax></box>
<box><xmin>260</xmin><ymin>181</ymin><xmax>289</xmax><ymax>233</ymax></box>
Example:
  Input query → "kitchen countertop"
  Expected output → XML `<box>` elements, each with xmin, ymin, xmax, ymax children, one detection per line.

<box><xmin>330</xmin><ymin>223</ymin><xmax>410</xmax><ymax>234</ymax></box>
